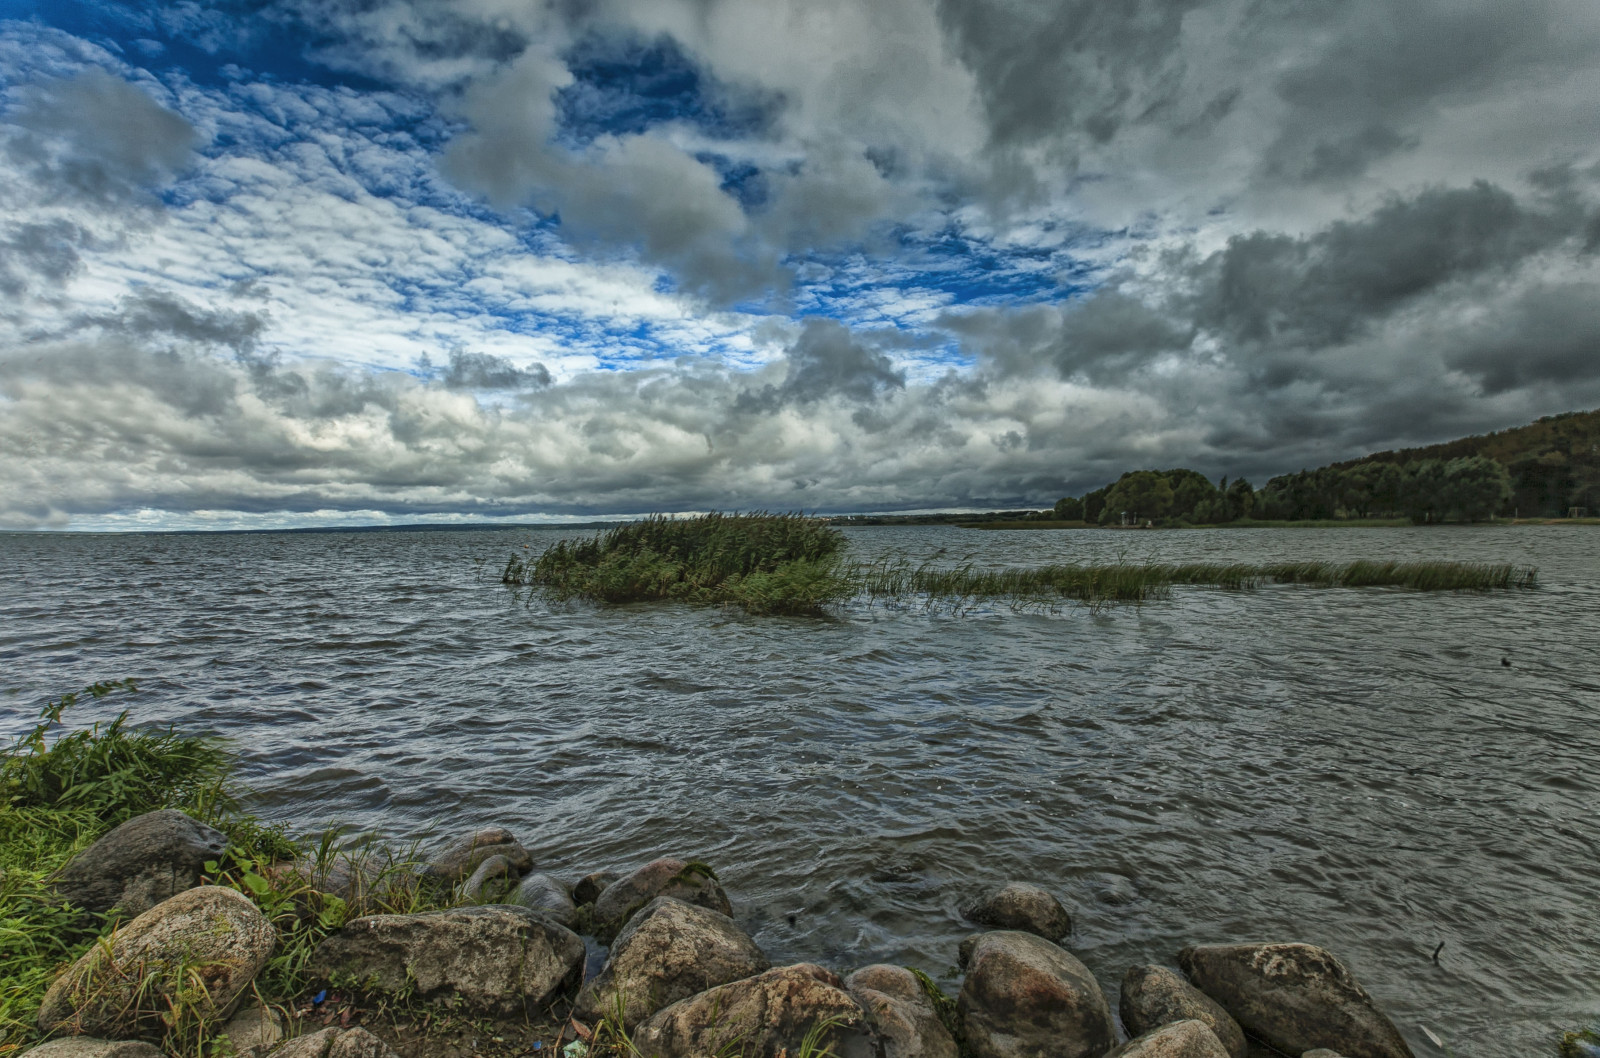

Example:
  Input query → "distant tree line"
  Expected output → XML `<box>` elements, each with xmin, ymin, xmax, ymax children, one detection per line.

<box><xmin>1054</xmin><ymin>455</ymin><xmax>1514</xmax><ymax>525</ymax></box>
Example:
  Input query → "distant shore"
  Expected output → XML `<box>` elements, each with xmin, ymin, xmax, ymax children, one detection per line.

<box><xmin>954</xmin><ymin>517</ymin><xmax>1600</xmax><ymax>530</ymax></box>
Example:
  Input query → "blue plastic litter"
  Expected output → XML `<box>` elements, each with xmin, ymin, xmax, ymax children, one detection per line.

<box><xmin>312</xmin><ymin>990</ymin><xmax>327</xmax><ymax>1005</ymax></box>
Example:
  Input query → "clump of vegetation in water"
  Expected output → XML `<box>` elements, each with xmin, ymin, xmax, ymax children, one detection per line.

<box><xmin>0</xmin><ymin>683</ymin><xmax>460</xmax><ymax>1056</ymax></box>
<box><xmin>502</xmin><ymin>512</ymin><xmax>853</xmax><ymax>615</ymax></box>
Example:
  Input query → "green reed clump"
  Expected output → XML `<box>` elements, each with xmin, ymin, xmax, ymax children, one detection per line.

<box><xmin>503</xmin><ymin>512</ymin><xmax>853</xmax><ymax>614</ymax></box>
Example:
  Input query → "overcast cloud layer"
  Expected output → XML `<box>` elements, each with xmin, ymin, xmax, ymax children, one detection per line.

<box><xmin>2</xmin><ymin>0</ymin><xmax>1599</xmax><ymax>529</ymax></box>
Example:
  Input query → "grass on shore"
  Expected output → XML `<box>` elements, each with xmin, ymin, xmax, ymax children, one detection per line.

<box><xmin>0</xmin><ymin>683</ymin><xmax>462</xmax><ymax>1057</ymax></box>
<box><xmin>503</xmin><ymin>516</ymin><xmax>1537</xmax><ymax>613</ymax></box>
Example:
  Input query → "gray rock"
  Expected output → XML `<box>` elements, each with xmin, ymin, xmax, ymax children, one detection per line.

<box><xmin>38</xmin><ymin>886</ymin><xmax>274</xmax><ymax>1038</ymax></box>
<box><xmin>846</xmin><ymin>964</ymin><xmax>959</xmax><ymax>1058</ymax></box>
<box><xmin>957</xmin><ymin>933</ymin><xmax>983</xmax><ymax>970</ymax></box>
<box><xmin>18</xmin><ymin>1041</ymin><xmax>164</xmax><ymax>1058</ymax></box>
<box><xmin>49</xmin><ymin>809</ymin><xmax>227</xmax><ymax>917</ymax></box>
<box><xmin>267</xmin><ymin>1028</ymin><xmax>399</xmax><ymax>1058</ymax></box>
<box><xmin>423</xmin><ymin>827</ymin><xmax>533</xmax><ymax>883</ymax></box>
<box><xmin>572</xmin><ymin>870</ymin><xmax>618</xmax><ymax>907</ymax></box>
<box><xmin>1177</xmin><ymin>944</ymin><xmax>1413</xmax><ymax>1058</ymax></box>
<box><xmin>221</xmin><ymin>1004</ymin><xmax>285</xmax><ymax>1058</ymax></box>
<box><xmin>576</xmin><ymin>896</ymin><xmax>769</xmax><ymax>1029</ymax></box>
<box><xmin>1106</xmin><ymin>1020</ymin><xmax>1232</xmax><ymax>1058</ymax></box>
<box><xmin>636</xmin><ymin>963</ymin><xmax>877</xmax><ymax>1058</ymax></box>
<box><xmin>957</xmin><ymin>931</ymin><xmax>1115</xmax><ymax>1058</ymax></box>
<box><xmin>460</xmin><ymin>854</ymin><xmax>517</xmax><ymax>903</ymax></box>
<box><xmin>1121</xmin><ymin>965</ymin><xmax>1247</xmax><ymax>1058</ymax></box>
<box><xmin>511</xmin><ymin>873</ymin><xmax>578</xmax><ymax>928</ymax></box>
<box><xmin>1303</xmin><ymin>1051</ymin><xmax>1347</xmax><ymax>1058</ymax></box>
<box><xmin>591</xmin><ymin>858</ymin><xmax>731</xmax><ymax>942</ymax></box>
<box><xmin>961</xmin><ymin>882</ymin><xmax>1071</xmax><ymax>942</ymax></box>
<box><xmin>311</xmin><ymin>904</ymin><xmax>582</xmax><ymax>1015</ymax></box>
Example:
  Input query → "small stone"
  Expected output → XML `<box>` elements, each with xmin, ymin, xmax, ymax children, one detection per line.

<box><xmin>1177</xmin><ymin>943</ymin><xmax>1413</xmax><ymax>1058</ymax></box>
<box><xmin>961</xmin><ymin>882</ymin><xmax>1071</xmax><ymax>941</ymax></box>
<box><xmin>222</xmin><ymin>1004</ymin><xmax>286</xmax><ymax>1058</ymax></box>
<box><xmin>957</xmin><ymin>931</ymin><xmax>1115</xmax><ymax>1058</ymax></box>
<box><xmin>423</xmin><ymin>827</ymin><xmax>533</xmax><ymax>883</ymax></box>
<box><xmin>311</xmin><ymin>904</ymin><xmax>583</xmax><ymax>1015</ymax></box>
<box><xmin>38</xmin><ymin>886</ymin><xmax>274</xmax><ymax>1038</ymax></box>
<box><xmin>576</xmin><ymin>896</ymin><xmax>769</xmax><ymax>1029</ymax></box>
<box><xmin>591</xmin><ymin>859</ymin><xmax>731</xmax><ymax>942</ymax></box>
<box><xmin>460</xmin><ymin>854</ymin><xmax>517</xmax><ymax>903</ymax></box>
<box><xmin>49</xmin><ymin>810</ymin><xmax>227</xmax><ymax>917</ymax></box>
<box><xmin>846</xmin><ymin>965</ymin><xmax>958</xmax><ymax>1058</ymax></box>
<box><xmin>1303</xmin><ymin>1051</ymin><xmax>1347</xmax><ymax>1058</ymax></box>
<box><xmin>636</xmin><ymin>963</ymin><xmax>877</xmax><ymax>1058</ymax></box>
<box><xmin>512</xmin><ymin>873</ymin><xmax>578</xmax><ymax>928</ymax></box>
<box><xmin>1106</xmin><ymin>1020</ymin><xmax>1231</xmax><ymax>1058</ymax></box>
<box><xmin>572</xmin><ymin>871</ymin><xmax>618</xmax><ymax>907</ymax></box>
<box><xmin>268</xmin><ymin>1027</ymin><xmax>400</xmax><ymax>1058</ymax></box>
<box><xmin>1120</xmin><ymin>965</ymin><xmax>1247</xmax><ymax>1058</ymax></box>
<box><xmin>18</xmin><ymin>1041</ymin><xmax>164</xmax><ymax>1058</ymax></box>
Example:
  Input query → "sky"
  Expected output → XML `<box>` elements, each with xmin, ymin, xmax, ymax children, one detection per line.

<box><xmin>2</xmin><ymin>0</ymin><xmax>1599</xmax><ymax>530</ymax></box>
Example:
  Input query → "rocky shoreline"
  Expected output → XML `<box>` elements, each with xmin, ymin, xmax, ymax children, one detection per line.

<box><xmin>22</xmin><ymin>814</ymin><xmax>1418</xmax><ymax>1058</ymax></box>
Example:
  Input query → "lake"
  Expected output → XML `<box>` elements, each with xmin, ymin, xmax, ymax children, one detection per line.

<box><xmin>2</xmin><ymin>525</ymin><xmax>1596</xmax><ymax>1055</ymax></box>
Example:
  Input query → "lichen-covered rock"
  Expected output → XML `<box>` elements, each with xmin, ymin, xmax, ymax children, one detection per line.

<box><xmin>267</xmin><ymin>1028</ymin><xmax>399</xmax><ymax>1058</ymax></box>
<box><xmin>636</xmin><ymin>963</ymin><xmax>878</xmax><ymax>1058</ymax></box>
<box><xmin>49</xmin><ymin>810</ymin><xmax>227</xmax><ymax>917</ymax></box>
<box><xmin>1106</xmin><ymin>1020</ymin><xmax>1231</xmax><ymax>1058</ymax></box>
<box><xmin>577</xmin><ymin>896</ymin><xmax>768</xmax><ymax>1028</ymax></box>
<box><xmin>572</xmin><ymin>870</ymin><xmax>618</xmax><ymax>907</ymax></box>
<box><xmin>957</xmin><ymin>931</ymin><xmax>1115</xmax><ymax>1058</ymax></box>
<box><xmin>512</xmin><ymin>873</ymin><xmax>578</xmax><ymax>928</ymax></box>
<box><xmin>1120</xmin><ymin>965</ymin><xmax>1246</xmax><ymax>1058</ymax></box>
<box><xmin>591</xmin><ymin>858</ymin><xmax>731</xmax><ymax>941</ymax></box>
<box><xmin>1177</xmin><ymin>944</ymin><xmax>1413</xmax><ymax>1058</ymax></box>
<box><xmin>18</xmin><ymin>1040</ymin><xmax>164</xmax><ymax>1058</ymax></box>
<box><xmin>423</xmin><ymin>827</ymin><xmax>532</xmax><ymax>883</ymax></box>
<box><xmin>460</xmin><ymin>854</ymin><xmax>517</xmax><ymax>903</ymax></box>
<box><xmin>961</xmin><ymin>883</ymin><xmax>1071</xmax><ymax>942</ymax></box>
<box><xmin>846</xmin><ymin>964</ymin><xmax>959</xmax><ymax>1058</ymax></box>
<box><xmin>311</xmin><ymin>904</ymin><xmax>582</xmax><ymax>1015</ymax></box>
<box><xmin>38</xmin><ymin>886</ymin><xmax>274</xmax><ymax>1038</ymax></box>
<box><xmin>221</xmin><ymin>1004</ymin><xmax>285</xmax><ymax>1058</ymax></box>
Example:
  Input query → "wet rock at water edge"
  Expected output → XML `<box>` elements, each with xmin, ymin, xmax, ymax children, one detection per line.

<box><xmin>1106</xmin><ymin>1019</ymin><xmax>1232</xmax><ymax>1058</ymax></box>
<box><xmin>267</xmin><ymin>1028</ymin><xmax>400</xmax><ymax>1058</ymax></box>
<box><xmin>312</xmin><ymin>904</ymin><xmax>583</xmax><ymax>1015</ymax></box>
<box><xmin>961</xmin><ymin>882</ymin><xmax>1072</xmax><ymax>942</ymax></box>
<box><xmin>49</xmin><ymin>809</ymin><xmax>228</xmax><ymax>917</ymax></box>
<box><xmin>576</xmin><ymin>896</ymin><xmax>769</xmax><ymax>1029</ymax></box>
<box><xmin>591</xmin><ymin>858</ymin><xmax>731</xmax><ymax>941</ymax></box>
<box><xmin>957</xmin><ymin>931</ymin><xmax>1115</xmax><ymax>1058</ymax></box>
<box><xmin>573</xmin><ymin>870</ymin><xmax>618</xmax><ymax>907</ymax></box>
<box><xmin>636</xmin><ymin>963</ymin><xmax>878</xmax><ymax>1058</ymax></box>
<box><xmin>38</xmin><ymin>885</ymin><xmax>275</xmax><ymax>1038</ymax></box>
<box><xmin>1177</xmin><ymin>943</ymin><xmax>1413</xmax><ymax>1058</ymax></box>
<box><xmin>1120</xmin><ymin>965</ymin><xmax>1247</xmax><ymax>1058</ymax></box>
<box><xmin>846</xmin><ymin>964</ymin><xmax>959</xmax><ymax>1058</ymax></box>
<box><xmin>512</xmin><ymin>872</ymin><xmax>579</xmax><ymax>927</ymax></box>
<box><xmin>17</xmin><ymin>1041</ymin><xmax>165</xmax><ymax>1058</ymax></box>
<box><xmin>460</xmin><ymin>854</ymin><xmax>517</xmax><ymax>903</ymax></box>
<box><xmin>423</xmin><ymin>827</ymin><xmax>533</xmax><ymax>883</ymax></box>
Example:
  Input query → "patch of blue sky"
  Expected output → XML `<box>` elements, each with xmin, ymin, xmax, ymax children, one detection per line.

<box><xmin>554</xmin><ymin>32</ymin><xmax>778</xmax><ymax>147</ymax></box>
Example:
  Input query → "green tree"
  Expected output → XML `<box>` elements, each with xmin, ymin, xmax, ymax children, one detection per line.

<box><xmin>1082</xmin><ymin>486</ymin><xmax>1110</xmax><ymax>524</ymax></box>
<box><xmin>1441</xmin><ymin>456</ymin><xmax>1512</xmax><ymax>521</ymax></box>
<box><xmin>1100</xmin><ymin>471</ymin><xmax>1175</xmax><ymax>524</ymax></box>
<box><xmin>1054</xmin><ymin>496</ymin><xmax>1085</xmax><ymax>521</ymax></box>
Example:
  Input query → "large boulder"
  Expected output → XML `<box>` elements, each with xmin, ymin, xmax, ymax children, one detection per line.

<box><xmin>311</xmin><ymin>904</ymin><xmax>582</xmax><ymax>1015</ymax></box>
<box><xmin>846</xmin><ymin>965</ymin><xmax>959</xmax><ymax>1058</ymax></box>
<box><xmin>18</xmin><ymin>1041</ymin><xmax>164</xmax><ymax>1058</ymax></box>
<box><xmin>576</xmin><ymin>896</ymin><xmax>769</xmax><ymax>1028</ymax></box>
<box><xmin>49</xmin><ymin>810</ymin><xmax>228</xmax><ymax>917</ymax></box>
<box><xmin>961</xmin><ymin>883</ymin><xmax>1071</xmax><ymax>942</ymax></box>
<box><xmin>267</xmin><ymin>1028</ymin><xmax>399</xmax><ymax>1058</ymax></box>
<box><xmin>1177</xmin><ymin>944</ymin><xmax>1413</xmax><ymax>1058</ymax></box>
<box><xmin>636</xmin><ymin>963</ymin><xmax>878</xmax><ymax>1058</ymax></box>
<box><xmin>1106</xmin><ymin>1020</ymin><xmax>1231</xmax><ymax>1058</ymax></box>
<box><xmin>38</xmin><ymin>886</ymin><xmax>274</xmax><ymax>1038</ymax></box>
<box><xmin>591</xmin><ymin>859</ymin><xmax>730</xmax><ymax>941</ymax></box>
<box><xmin>1120</xmin><ymin>965</ymin><xmax>1247</xmax><ymax>1058</ymax></box>
<box><xmin>957</xmin><ymin>931</ymin><xmax>1115</xmax><ymax>1058</ymax></box>
<box><xmin>511</xmin><ymin>873</ymin><xmax>578</xmax><ymax>928</ymax></box>
<box><xmin>423</xmin><ymin>827</ymin><xmax>532</xmax><ymax>883</ymax></box>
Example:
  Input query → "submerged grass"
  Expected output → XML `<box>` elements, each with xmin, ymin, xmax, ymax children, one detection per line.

<box><xmin>505</xmin><ymin>517</ymin><xmax>1537</xmax><ymax>613</ymax></box>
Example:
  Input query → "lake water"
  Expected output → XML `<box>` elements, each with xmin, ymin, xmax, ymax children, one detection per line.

<box><xmin>2</xmin><ymin>525</ymin><xmax>1597</xmax><ymax>1056</ymax></box>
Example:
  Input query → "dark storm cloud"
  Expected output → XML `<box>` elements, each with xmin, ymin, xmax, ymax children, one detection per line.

<box><xmin>78</xmin><ymin>289</ymin><xmax>267</xmax><ymax>353</ymax></box>
<box><xmin>426</xmin><ymin>349</ymin><xmax>552</xmax><ymax>390</ymax></box>
<box><xmin>1445</xmin><ymin>285</ymin><xmax>1600</xmax><ymax>394</ymax></box>
<box><xmin>5</xmin><ymin>70</ymin><xmax>198</xmax><ymax>205</ymax></box>
<box><xmin>740</xmin><ymin>318</ymin><xmax>906</xmax><ymax>410</ymax></box>
<box><xmin>0</xmin><ymin>220</ymin><xmax>89</xmax><ymax>297</ymax></box>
